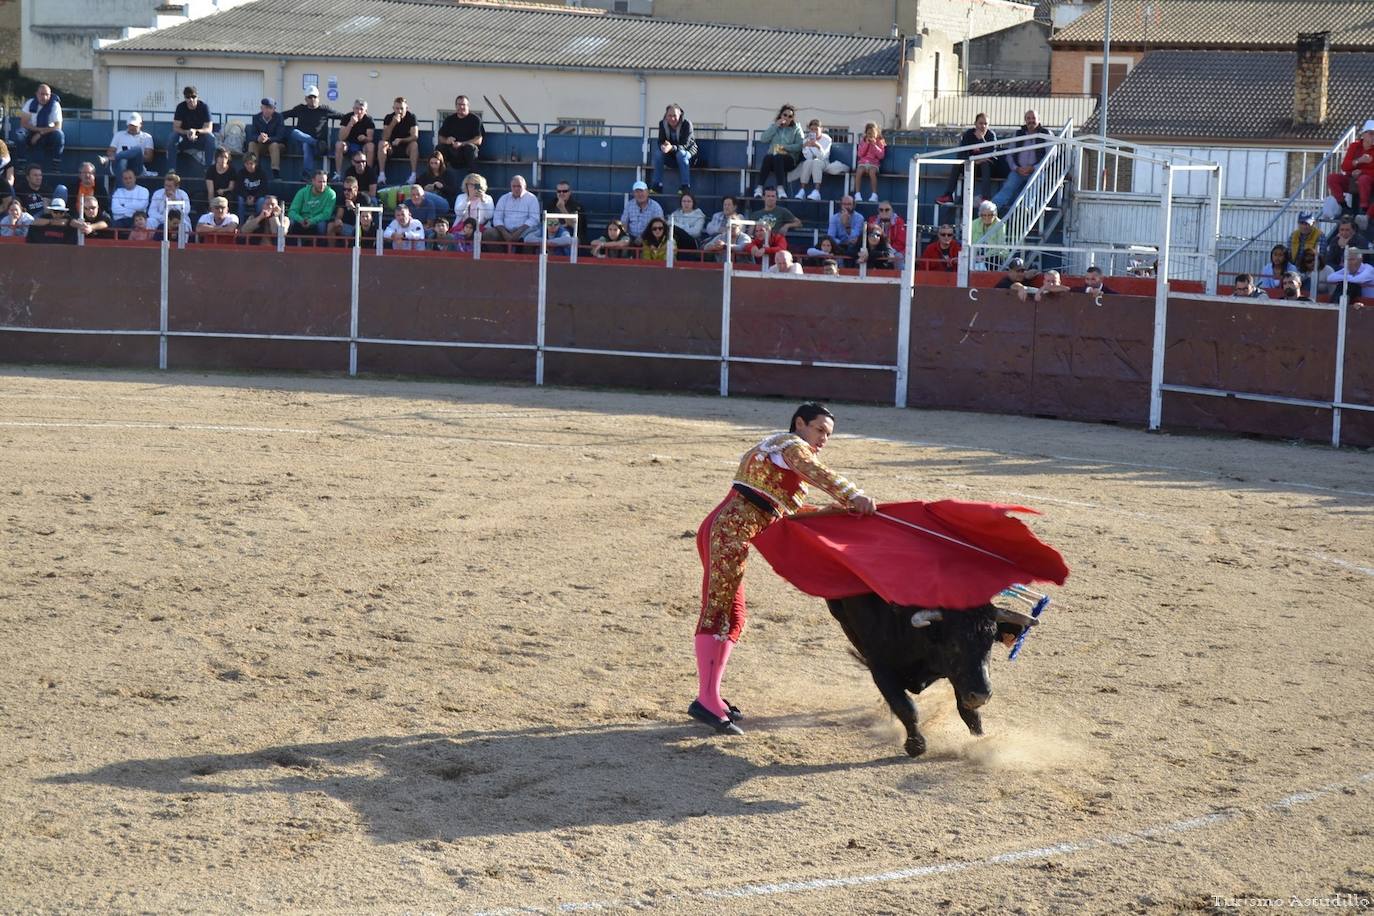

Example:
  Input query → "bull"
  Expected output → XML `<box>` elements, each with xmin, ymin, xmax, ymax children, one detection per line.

<box><xmin>826</xmin><ymin>596</ymin><xmax>1037</xmax><ymax>757</ymax></box>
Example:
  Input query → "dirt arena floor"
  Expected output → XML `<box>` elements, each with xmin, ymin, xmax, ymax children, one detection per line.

<box><xmin>1</xmin><ymin>366</ymin><xmax>1371</xmax><ymax>915</ymax></box>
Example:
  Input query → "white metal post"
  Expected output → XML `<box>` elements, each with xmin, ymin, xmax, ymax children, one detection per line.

<box><xmin>1333</xmin><ymin>293</ymin><xmax>1348</xmax><ymax>447</ymax></box>
<box><xmin>959</xmin><ymin>160</ymin><xmax>975</xmax><ymax>287</ymax></box>
<box><xmin>1202</xmin><ymin>166</ymin><xmax>1223</xmax><ymax>295</ymax></box>
<box><xmin>536</xmin><ymin>211</ymin><xmax>548</xmax><ymax>386</ymax></box>
<box><xmin>351</xmin><ymin>205</ymin><xmax>383</xmax><ymax>377</ymax></box>
<box><xmin>897</xmin><ymin>157</ymin><xmax>918</xmax><ymax>408</ymax></box>
<box><xmin>158</xmin><ymin>199</ymin><xmax>188</xmax><ymax>370</ymax></box>
<box><xmin>720</xmin><ymin>256</ymin><xmax>733</xmax><ymax>397</ymax></box>
<box><xmin>667</xmin><ymin>213</ymin><xmax>676</xmax><ymax>269</ymax></box>
<box><xmin>1148</xmin><ymin>165</ymin><xmax>1175</xmax><ymax>430</ymax></box>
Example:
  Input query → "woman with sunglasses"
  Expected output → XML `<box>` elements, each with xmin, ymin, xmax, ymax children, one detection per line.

<box><xmin>640</xmin><ymin>216</ymin><xmax>670</xmax><ymax>261</ymax></box>
<box><xmin>418</xmin><ymin>152</ymin><xmax>461</xmax><ymax>207</ymax></box>
<box><xmin>753</xmin><ymin>104</ymin><xmax>803</xmax><ymax>199</ymax></box>
<box><xmin>455</xmin><ymin>172</ymin><xmax>493</xmax><ymax>232</ymax></box>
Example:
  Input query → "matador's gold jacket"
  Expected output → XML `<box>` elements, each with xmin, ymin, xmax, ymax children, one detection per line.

<box><xmin>732</xmin><ymin>432</ymin><xmax>862</xmax><ymax>515</ymax></box>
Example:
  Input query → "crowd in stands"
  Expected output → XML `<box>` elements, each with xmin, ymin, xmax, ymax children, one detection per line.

<box><xmin>2</xmin><ymin>82</ymin><xmax>1370</xmax><ymax>299</ymax></box>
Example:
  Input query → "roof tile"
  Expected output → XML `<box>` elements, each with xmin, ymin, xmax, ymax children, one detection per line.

<box><xmin>1052</xmin><ymin>0</ymin><xmax>1374</xmax><ymax>50</ymax></box>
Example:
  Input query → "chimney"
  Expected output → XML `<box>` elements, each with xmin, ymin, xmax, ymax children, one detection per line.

<box><xmin>1294</xmin><ymin>31</ymin><xmax>1330</xmax><ymax>125</ymax></box>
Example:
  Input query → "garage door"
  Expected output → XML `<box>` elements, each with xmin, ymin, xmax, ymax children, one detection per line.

<box><xmin>108</xmin><ymin>67</ymin><xmax>266</xmax><ymax>120</ymax></box>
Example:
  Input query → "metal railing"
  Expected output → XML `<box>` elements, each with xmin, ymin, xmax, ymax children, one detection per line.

<box><xmin>1001</xmin><ymin>120</ymin><xmax>1076</xmax><ymax>256</ymax></box>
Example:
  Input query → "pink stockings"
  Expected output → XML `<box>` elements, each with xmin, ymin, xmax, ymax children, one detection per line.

<box><xmin>694</xmin><ymin>633</ymin><xmax>736</xmax><ymax>720</ymax></box>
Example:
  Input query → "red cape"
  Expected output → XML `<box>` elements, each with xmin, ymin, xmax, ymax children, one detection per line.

<box><xmin>750</xmin><ymin>500</ymin><xmax>1069</xmax><ymax>609</ymax></box>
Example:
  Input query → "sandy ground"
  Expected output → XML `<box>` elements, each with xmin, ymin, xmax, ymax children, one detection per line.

<box><xmin>0</xmin><ymin>366</ymin><xmax>1371</xmax><ymax>915</ymax></box>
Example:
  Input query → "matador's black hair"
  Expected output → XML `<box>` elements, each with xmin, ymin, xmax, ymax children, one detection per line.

<box><xmin>790</xmin><ymin>402</ymin><xmax>835</xmax><ymax>432</ymax></box>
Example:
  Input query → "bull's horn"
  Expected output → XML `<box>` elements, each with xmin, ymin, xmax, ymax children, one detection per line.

<box><xmin>994</xmin><ymin>606</ymin><xmax>1038</xmax><ymax>628</ymax></box>
<box><xmin>910</xmin><ymin>609</ymin><xmax>943</xmax><ymax>628</ymax></box>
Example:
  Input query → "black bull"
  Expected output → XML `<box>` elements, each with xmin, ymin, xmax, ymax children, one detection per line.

<box><xmin>826</xmin><ymin>596</ymin><xmax>1037</xmax><ymax>757</ymax></box>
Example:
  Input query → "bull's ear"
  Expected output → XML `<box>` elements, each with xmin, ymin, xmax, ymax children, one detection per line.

<box><xmin>910</xmin><ymin>609</ymin><xmax>943</xmax><ymax>628</ymax></box>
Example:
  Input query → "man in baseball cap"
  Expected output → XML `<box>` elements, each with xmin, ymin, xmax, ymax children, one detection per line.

<box><xmin>281</xmin><ymin>87</ymin><xmax>340</xmax><ymax>177</ymax></box>
<box><xmin>249</xmin><ymin>97</ymin><xmax>287</xmax><ymax>176</ymax></box>
<box><xmin>620</xmin><ymin>179</ymin><xmax>663</xmax><ymax>240</ymax></box>
<box><xmin>1291</xmin><ymin>210</ymin><xmax>1322</xmax><ymax>261</ymax></box>
<box><xmin>101</xmin><ymin>111</ymin><xmax>155</xmax><ymax>178</ymax></box>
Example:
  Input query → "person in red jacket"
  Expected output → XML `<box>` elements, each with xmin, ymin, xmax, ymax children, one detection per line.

<box><xmin>746</xmin><ymin>219</ymin><xmax>788</xmax><ymax>266</ymax></box>
<box><xmin>918</xmin><ymin>223</ymin><xmax>961</xmax><ymax>271</ymax></box>
<box><xmin>1328</xmin><ymin>120</ymin><xmax>1374</xmax><ymax>215</ymax></box>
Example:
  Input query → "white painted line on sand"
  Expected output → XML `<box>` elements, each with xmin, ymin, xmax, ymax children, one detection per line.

<box><xmin>471</xmin><ymin>768</ymin><xmax>1374</xmax><ymax>915</ymax></box>
<box><xmin>0</xmin><ymin>420</ymin><xmax>315</xmax><ymax>434</ymax></box>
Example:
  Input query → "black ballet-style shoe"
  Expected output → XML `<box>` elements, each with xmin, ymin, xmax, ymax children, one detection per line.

<box><xmin>688</xmin><ymin>699</ymin><xmax>744</xmax><ymax>736</ymax></box>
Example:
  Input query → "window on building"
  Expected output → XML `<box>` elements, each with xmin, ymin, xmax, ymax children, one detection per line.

<box><xmin>556</xmin><ymin>117</ymin><xmax>607</xmax><ymax>136</ymax></box>
<box><xmin>1088</xmin><ymin>62</ymin><xmax>1130</xmax><ymax>96</ymax></box>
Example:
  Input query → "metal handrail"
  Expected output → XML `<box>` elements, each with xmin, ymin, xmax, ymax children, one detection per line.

<box><xmin>1002</xmin><ymin>120</ymin><xmax>1075</xmax><ymax>255</ymax></box>
<box><xmin>1217</xmin><ymin>124</ymin><xmax>1359</xmax><ymax>270</ymax></box>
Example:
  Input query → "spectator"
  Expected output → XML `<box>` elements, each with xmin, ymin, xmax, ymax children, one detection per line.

<box><xmin>437</xmin><ymin>95</ymin><xmax>484</xmax><ymax>170</ymax></box>
<box><xmin>427</xmin><ymin>216</ymin><xmax>455</xmax><ymax>251</ymax></box>
<box><xmin>343</xmin><ymin>149</ymin><xmax>379</xmax><ymax>198</ymax></box>
<box><xmin>162</xmin><ymin>209</ymin><xmax>188</xmax><ymax>244</ymax></box>
<box><xmin>991</xmin><ymin>109</ymin><xmax>1050</xmax><ymax>213</ymax></box>
<box><xmin>827</xmin><ymin>194</ymin><xmax>865</xmax><ymax>263</ymax></box>
<box><xmin>455</xmin><ymin>172</ymin><xmax>494</xmax><ymax>230</ymax></box>
<box><xmin>753</xmin><ymin>104</ymin><xmax>803</xmax><ymax>198</ymax></box>
<box><xmin>195</xmin><ymin>196</ymin><xmax>239</xmax><ymax>238</ymax></box>
<box><xmin>1030</xmin><ymin>269</ymin><xmax>1071</xmax><ymax>301</ymax></box>
<box><xmin>857</xmin><ymin>225</ymin><xmax>897</xmax><ymax>270</ymax></box>
<box><xmin>704</xmin><ymin>195</ymin><xmax>741</xmax><ymax>239</ymax></box>
<box><xmin>669</xmin><ymin>190</ymin><xmax>705</xmax><ymax>251</ymax></box>
<box><xmin>640</xmin><ymin>217</ymin><xmax>670</xmax><ymax>261</ymax></box>
<box><xmin>1258</xmin><ymin>244</ymin><xmax>1295</xmax><ymax>290</ymax></box>
<box><xmin>747</xmin><ymin>221</ymin><xmax>788</xmax><ymax>266</ymax></box>
<box><xmin>1289</xmin><ymin>211</ymin><xmax>1322</xmax><ymax>261</ymax></box>
<box><xmin>0</xmin><ymin>139</ymin><xmax>13</xmax><ymax>202</ymax></box>
<box><xmin>540</xmin><ymin>218</ymin><xmax>576</xmax><ymax>256</ymax></box>
<box><xmin>247</xmin><ymin>98</ymin><xmax>287</xmax><ymax>177</ymax></box>
<box><xmin>1080</xmin><ymin>265</ymin><xmax>1119</xmax><ymax>295</ymax></box>
<box><xmin>355</xmin><ymin>208</ymin><xmax>378</xmax><ymax>247</ymax></box>
<box><xmin>767</xmin><ymin>249</ymin><xmax>804</xmax><ymax>275</ymax></box>
<box><xmin>452</xmin><ymin>217</ymin><xmax>478</xmax><ymax>254</ymax></box>
<box><xmin>378</xmin><ymin>96</ymin><xmax>420</xmax><ymax>185</ymax></box>
<box><xmin>750</xmin><ymin>187</ymin><xmax>801</xmax><ymax>234</ymax></box>
<box><xmin>803</xmin><ymin>236</ymin><xmax>838</xmax><ymax>266</ymax></box>
<box><xmin>15</xmin><ymin>83</ymin><xmax>65</xmax><ymax>168</ymax></box>
<box><xmin>127</xmin><ymin>211</ymin><xmax>154</xmax><ymax>242</ymax></box>
<box><xmin>795</xmin><ymin>118</ymin><xmax>833</xmax><ymax>200</ymax></box>
<box><xmin>971</xmin><ymin>200</ymin><xmax>1009</xmax><ymax>268</ymax></box>
<box><xmin>937</xmin><ymin>113</ymin><xmax>999</xmax><ymax>207</ymax></box>
<box><xmin>852</xmin><ymin>121</ymin><xmax>886</xmax><ymax>203</ymax></box>
<box><xmin>620</xmin><ymin>180</ymin><xmax>665</xmax><ymax>241</ymax></box>
<box><xmin>204</xmin><ymin>148</ymin><xmax>238</xmax><ymax>211</ymax></box>
<box><xmin>383</xmin><ymin>202</ymin><xmax>426</xmax><ymax>250</ymax></box>
<box><xmin>101</xmin><ymin>113</ymin><xmax>155</xmax><ymax>180</ymax></box>
<box><xmin>1323</xmin><ymin>217</ymin><xmax>1370</xmax><ymax>270</ymax></box>
<box><xmin>1280</xmin><ymin>270</ymin><xmax>1310</xmax><ymax>300</ymax></box>
<box><xmin>282</xmin><ymin>87</ymin><xmax>341</xmax><ymax>177</ymax></box>
<box><xmin>1</xmin><ymin>198</ymin><xmax>34</xmax><ymax>237</ymax></box>
<box><xmin>867</xmin><ymin>201</ymin><xmax>907</xmax><ymax>265</ymax></box>
<box><xmin>287</xmin><ymin>170</ymin><xmax>337</xmax><ymax>237</ymax></box>
<box><xmin>419</xmin><ymin>153</ymin><xmax>462</xmax><ymax>208</ymax></box>
<box><xmin>485</xmin><ymin>175</ymin><xmax>540</xmax><ymax>247</ymax></box>
<box><xmin>1295</xmin><ymin>247</ymin><xmax>1332</xmax><ymax>298</ymax></box>
<box><xmin>71</xmin><ymin>161</ymin><xmax>102</xmax><ymax>212</ymax></box>
<box><xmin>918</xmin><ymin>223</ymin><xmax>961</xmax><ymax>272</ymax></box>
<box><xmin>327</xmin><ymin>176</ymin><xmax>372</xmax><ymax>244</ymax></box>
<box><xmin>651</xmin><ymin>103</ymin><xmax>697</xmax><ymax>194</ymax></box>
<box><xmin>333</xmin><ymin>99</ymin><xmax>376</xmax><ymax>179</ymax></box>
<box><xmin>994</xmin><ymin>257</ymin><xmax>1035</xmax><ymax>291</ymax></box>
<box><xmin>237</xmin><ymin>153</ymin><xmax>270</xmax><ymax>221</ymax></box>
<box><xmin>701</xmin><ymin>216</ymin><xmax>751</xmax><ymax>262</ymax></box>
<box><xmin>110</xmin><ymin>169</ymin><xmax>150</xmax><ymax>229</ymax></box>
<box><xmin>147</xmin><ymin>173</ymin><xmax>191</xmax><ymax>230</ymax></box>
<box><xmin>1327</xmin><ymin>120</ymin><xmax>1374</xmax><ymax>215</ymax></box>
<box><xmin>26</xmin><ymin>198</ymin><xmax>78</xmax><ymax>244</ymax></box>
<box><xmin>591</xmin><ymin>219</ymin><xmax>632</xmax><ymax>258</ymax></box>
<box><xmin>1327</xmin><ymin>247</ymin><xmax>1374</xmax><ymax>301</ymax></box>
<box><xmin>545</xmin><ymin>179</ymin><xmax>588</xmax><ymax>247</ymax></box>
<box><xmin>1230</xmin><ymin>272</ymin><xmax>1265</xmax><ymax>298</ymax></box>
<box><xmin>169</xmin><ymin>86</ymin><xmax>216</xmax><ymax>167</ymax></box>
<box><xmin>241</xmin><ymin>195</ymin><xmax>290</xmax><ymax>242</ymax></box>
<box><xmin>820</xmin><ymin>258</ymin><xmax>840</xmax><ymax>275</ymax></box>
<box><xmin>16</xmin><ymin>164</ymin><xmax>53</xmax><ymax>216</ymax></box>
<box><xmin>404</xmin><ymin>183</ymin><xmax>445</xmax><ymax>228</ymax></box>
<box><xmin>70</xmin><ymin>192</ymin><xmax>111</xmax><ymax>240</ymax></box>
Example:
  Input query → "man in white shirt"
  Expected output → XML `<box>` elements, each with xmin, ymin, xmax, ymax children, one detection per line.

<box><xmin>383</xmin><ymin>203</ymin><xmax>426</xmax><ymax>250</ymax></box>
<box><xmin>484</xmin><ymin>175</ymin><xmax>540</xmax><ymax>247</ymax></box>
<box><xmin>102</xmin><ymin>113</ymin><xmax>156</xmax><ymax>180</ymax></box>
<box><xmin>110</xmin><ymin>169</ymin><xmax>151</xmax><ymax>229</ymax></box>
<box><xmin>195</xmin><ymin>196</ymin><xmax>240</xmax><ymax>237</ymax></box>
<box><xmin>16</xmin><ymin>83</ymin><xmax>65</xmax><ymax>167</ymax></box>
<box><xmin>1328</xmin><ymin>247</ymin><xmax>1374</xmax><ymax>301</ymax></box>
<box><xmin>147</xmin><ymin>173</ymin><xmax>191</xmax><ymax>230</ymax></box>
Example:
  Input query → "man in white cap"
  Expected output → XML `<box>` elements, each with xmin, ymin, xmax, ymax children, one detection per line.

<box><xmin>282</xmin><ymin>87</ymin><xmax>342</xmax><ymax>178</ymax></box>
<box><xmin>618</xmin><ymin>180</ymin><xmax>664</xmax><ymax>242</ymax></box>
<box><xmin>101</xmin><ymin>112</ymin><xmax>155</xmax><ymax>179</ymax></box>
<box><xmin>1328</xmin><ymin>120</ymin><xmax>1374</xmax><ymax>217</ymax></box>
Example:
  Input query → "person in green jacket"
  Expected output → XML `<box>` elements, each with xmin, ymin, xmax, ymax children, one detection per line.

<box><xmin>288</xmin><ymin>170</ymin><xmax>337</xmax><ymax>237</ymax></box>
<box><xmin>753</xmin><ymin>103</ymin><xmax>804</xmax><ymax>199</ymax></box>
<box><xmin>972</xmin><ymin>199</ymin><xmax>1009</xmax><ymax>269</ymax></box>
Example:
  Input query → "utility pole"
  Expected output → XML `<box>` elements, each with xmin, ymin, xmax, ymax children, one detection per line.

<box><xmin>1099</xmin><ymin>0</ymin><xmax>1113</xmax><ymax>138</ymax></box>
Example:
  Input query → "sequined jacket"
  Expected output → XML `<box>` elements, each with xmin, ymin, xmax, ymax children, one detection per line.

<box><xmin>733</xmin><ymin>432</ymin><xmax>861</xmax><ymax>515</ymax></box>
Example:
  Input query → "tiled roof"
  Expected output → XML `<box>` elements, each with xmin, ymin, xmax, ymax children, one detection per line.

<box><xmin>101</xmin><ymin>0</ymin><xmax>903</xmax><ymax>77</ymax></box>
<box><xmin>1052</xmin><ymin>0</ymin><xmax>1374</xmax><ymax>50</ymax></box>
<box><xmin>1081</xmin><ymin>50</ymin><xmax>1374</xmax><ymax>143</ymax></box>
